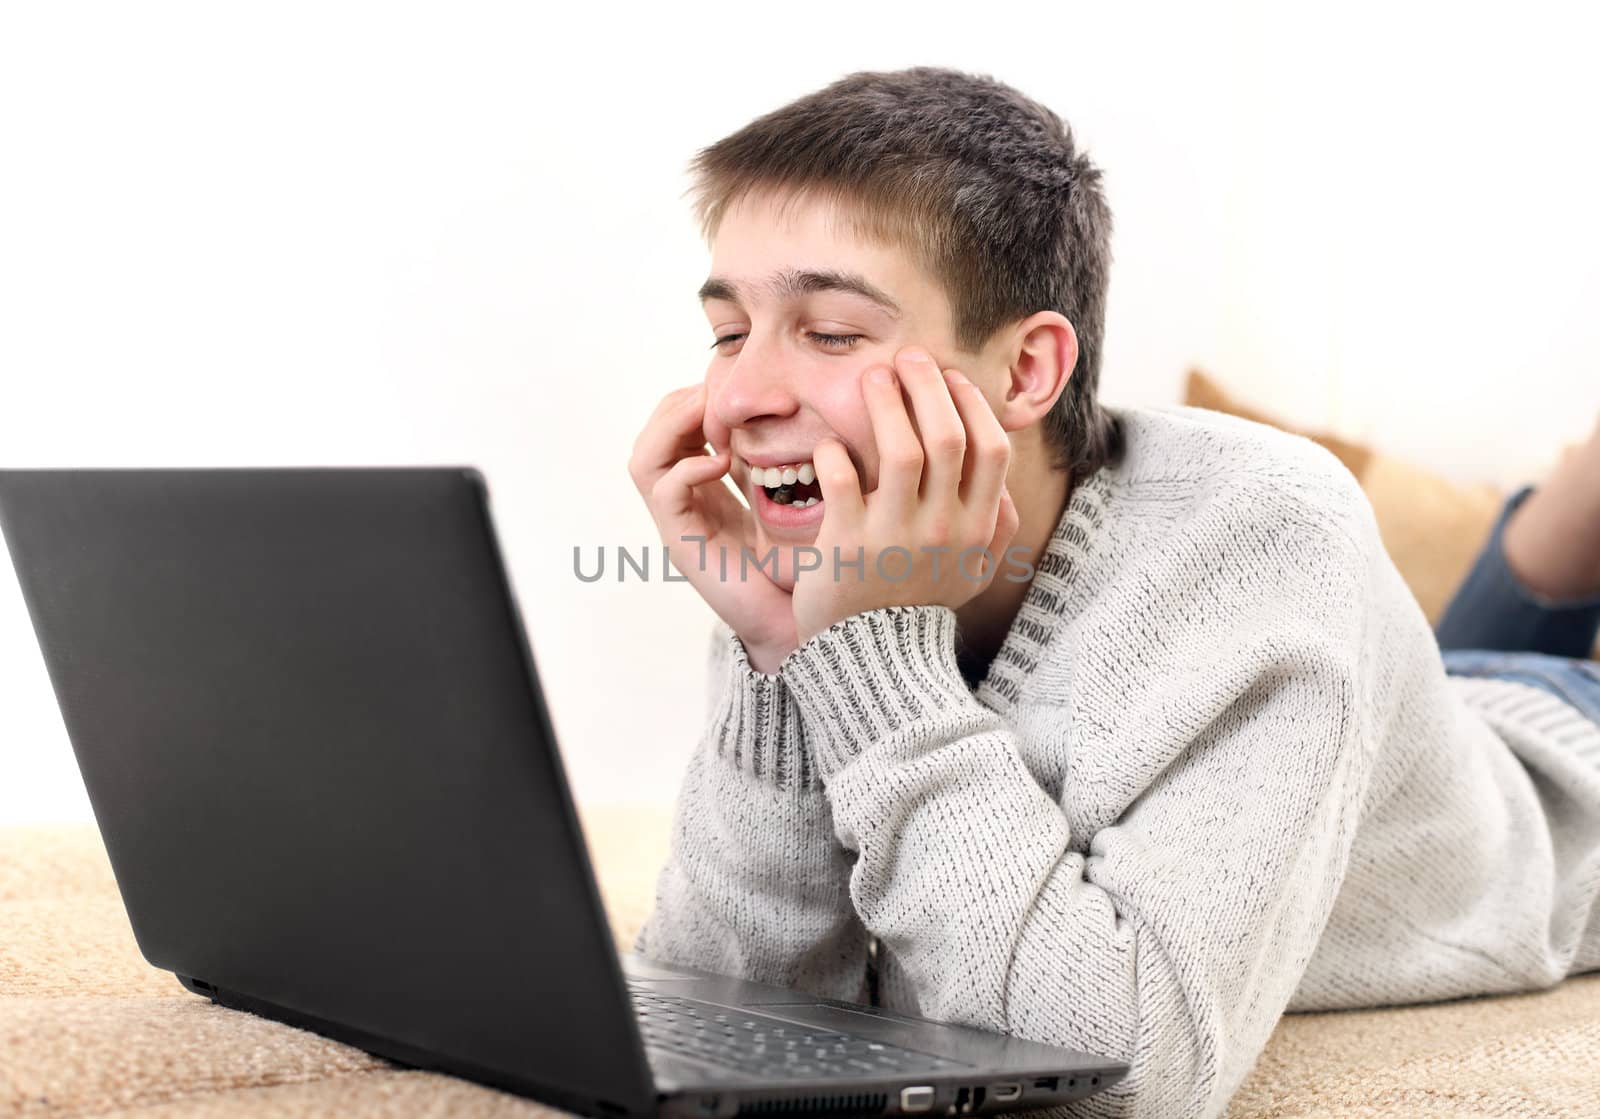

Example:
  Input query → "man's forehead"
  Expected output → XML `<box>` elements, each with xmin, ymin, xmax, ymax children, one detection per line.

<box><xmin>697</xmin><ymin>267</ymin><xmax>904</xmax><ymax>319</ymax></box>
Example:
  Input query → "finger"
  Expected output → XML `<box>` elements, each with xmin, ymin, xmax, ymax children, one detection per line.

<box><xmin>979</xmin><ymin>489</ymin><xmax>1021</xmax><ymax>589</ymax></box>
<box><xmin>861</xmin><ymin>365</ymin><xmax>921</xmax><ymax>509</ymax></box>
<box><xmin>895</xmin><ymin>348</ymin><xmax>966</xmax><ymax>503</ymax></box>
<box><xmin>686</xmin><ymin>450</ymin><xmax>749</xmax><ymax>522</ymax></box>
<box><xmin>630</xmin><ymin>384</ymin><xmax>710</xmax><ymax>487</ymax></box>
<box><xmin>812</xmin><ymin>437</ymin><xmax>865</xmax><ymax>527</ymax></box>
<box><xmin>645</xmin><ymin>381</ymin><xmax>703</xmax><ymax>427</ymax></box>
<box><xmin>944</xmin><ymin>368</ymin><xmax>1010</xmax><ymax>511</ymax></box>
<box><xmin>993</xmin><ymin>487</ymin><xmax>1020</xmax><ymax>551</ymax></box>
<box><xmin>651</xmin><ymin>448</ymin><xmax>730</xmax><ymax>523</ymax></box>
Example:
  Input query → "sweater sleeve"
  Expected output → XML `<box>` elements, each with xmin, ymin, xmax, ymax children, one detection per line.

<box><xmin>779</xmin><ymin>528</ymin><xmax>1369</xmax><ymax>1118</ymax></box>
<box><xmin>632</xmin><ymin>620</ymin><xmax>870</xmax><ymax>1002</ymax></box>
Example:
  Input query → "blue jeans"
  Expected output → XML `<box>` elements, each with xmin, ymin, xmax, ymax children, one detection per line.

<box><xmin>1435</xmin><ymin>484</ymin><xmax>1600</xmax><ymax>725</ymax></box>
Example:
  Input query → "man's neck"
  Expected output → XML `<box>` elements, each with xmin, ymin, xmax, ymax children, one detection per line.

<box><xmin>954</xmin><ymin>455</ymin><xmax>1074</xmax><ymax>687</ymax></box>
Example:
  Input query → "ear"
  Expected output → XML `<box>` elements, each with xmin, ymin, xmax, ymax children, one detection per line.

<box><xmin>995</xmin><ymin>313</ymin><xmax>1078</xmax><ymax>434</ymax></box>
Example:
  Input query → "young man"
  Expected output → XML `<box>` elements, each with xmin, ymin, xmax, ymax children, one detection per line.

<box><xmin>626</xmin><ymin>66</ymin><xmax>1600</xmax><ymax>1119</ymax></box>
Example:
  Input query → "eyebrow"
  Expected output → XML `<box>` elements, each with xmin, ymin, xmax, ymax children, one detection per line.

<box><xmin>698</xmin><ymin>268</ymin><xmax>903</xmax><ymax>319</ymax></box>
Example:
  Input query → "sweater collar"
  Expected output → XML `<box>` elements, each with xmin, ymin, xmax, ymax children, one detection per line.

<box><xmin>972</xmin><ymin>463</ymin><xmax>1112</xmax><ymax>718</ymax></box>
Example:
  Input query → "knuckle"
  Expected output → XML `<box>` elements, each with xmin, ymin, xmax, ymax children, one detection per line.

<box><xmin>980</xmin><ymin>440</ymin><xmax>1010</xmax><ymax>466</ymax></box>
<box><xmin>886</xmin><ymin>446</ymin><xmax>923</xmax><ymax>471</ymax></box>
<box><xmin>929</xmin><ymin>429</ymin><xmax>966</xmax><ymax>455</ymax></box>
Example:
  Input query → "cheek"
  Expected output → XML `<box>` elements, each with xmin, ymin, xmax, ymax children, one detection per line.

<box><xmin>812</xmin><ymin>378</ymin><xmax>862</xmax><ymax>425</ymax></box>
<box><xmin>812</xmin><ymin>381</ymin><xmax>878</xmax><ymax>467</ymax></box>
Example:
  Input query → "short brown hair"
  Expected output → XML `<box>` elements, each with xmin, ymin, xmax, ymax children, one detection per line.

<box><xmin>685</xmin><ymin>65</ymin><xmax>1124</xmax><ymax>481</ymax></box>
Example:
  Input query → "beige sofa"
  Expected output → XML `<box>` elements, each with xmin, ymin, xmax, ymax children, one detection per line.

<box><xmin>5</xmin><ymin>378</ymin><xmax>1600</xmax><ymax>1116</ymax></box>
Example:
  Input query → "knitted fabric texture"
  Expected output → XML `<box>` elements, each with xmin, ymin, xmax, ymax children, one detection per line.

<box><xmin>635</xmin><ymin>404</ymin><xmax>1600</xmax><ymax>1119</ymax></box>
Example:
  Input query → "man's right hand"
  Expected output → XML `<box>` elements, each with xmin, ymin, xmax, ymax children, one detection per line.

<box><xmin>628</xmin><ymin>382</ymin><xmax>799</xmax><ymax>673</ymax></box>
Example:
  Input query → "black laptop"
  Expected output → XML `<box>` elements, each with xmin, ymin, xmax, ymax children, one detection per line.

<box><xmin>0</xmin><ymin>467</ymin><xmax>1128</xmax><ymax>1118</ymax></box>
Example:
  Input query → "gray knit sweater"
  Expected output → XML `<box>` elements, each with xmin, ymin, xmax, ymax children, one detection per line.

<box><xmin>634</xmin><ymin>404</ymin><xmax>1600</xmax><ymax>1119</ymax></box>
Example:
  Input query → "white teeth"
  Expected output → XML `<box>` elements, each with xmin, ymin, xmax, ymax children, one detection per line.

<box><xmin>797</xmin><ymin>496</ymin><xmax>818</xmax><ymax>507</ymax></box>
<box><xmin>750</xmin><ymin>461</ymin><xmax>817</xmax><ymax>488</ymax></box>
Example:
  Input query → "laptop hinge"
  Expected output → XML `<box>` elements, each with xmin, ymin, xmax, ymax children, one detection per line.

<box><xmin>867</xmin><ymin>935</ymin><xmax>881</xmax><ymax>1007</ymax></box>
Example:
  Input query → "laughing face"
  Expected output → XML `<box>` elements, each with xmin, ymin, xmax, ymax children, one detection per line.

<box><xmin>699</xmin><ymin>189</ymin><xmax>998</xmax><ymax>591</ymax></box>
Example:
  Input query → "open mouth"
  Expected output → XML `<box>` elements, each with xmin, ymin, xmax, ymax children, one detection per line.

<box><xmin>748</xmin><ymin>461</ymin><xmax>823</xmax><ymax>508</ymax></box>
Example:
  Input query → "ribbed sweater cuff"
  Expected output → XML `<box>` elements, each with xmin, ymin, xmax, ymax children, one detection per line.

<box><xmin>706</xmin><ymin>627</ymin><xmax>815</xmax><ymax>791</ymax></box>
<box><xmin>780</xmin><ymin>605</ymin><xmax>977</xmax><ymax>781</ymax></box>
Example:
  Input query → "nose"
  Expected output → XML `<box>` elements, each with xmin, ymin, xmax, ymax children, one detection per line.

<box><xmin>709</xmin><ymin>332</ymin><xmax>801</xmax><ymax>432</ymax></box>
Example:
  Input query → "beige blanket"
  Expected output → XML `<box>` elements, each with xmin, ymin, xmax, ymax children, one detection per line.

<box><xmin>4</xmin><ymin>804</ymin><xmax>1599</xmax><ymax>1117</ymax></box>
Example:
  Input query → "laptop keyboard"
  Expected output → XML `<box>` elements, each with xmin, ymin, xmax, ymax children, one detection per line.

<box><xmin>628</xmin><ymin>982</ymin><xmax>969</xmax><ymax>1080</ymax></box>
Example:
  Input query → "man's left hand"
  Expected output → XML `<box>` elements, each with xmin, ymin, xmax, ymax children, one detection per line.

<box><xmin>792</xmin><ymin>345</ymin><xmax>1020</xmax><ymax>647</ymax></box>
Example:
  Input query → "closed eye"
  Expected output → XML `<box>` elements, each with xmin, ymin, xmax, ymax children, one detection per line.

<box><xmin>710</xmin><ymin>332</ymin><xmax>864</xmax><ymax>351</ymax></box>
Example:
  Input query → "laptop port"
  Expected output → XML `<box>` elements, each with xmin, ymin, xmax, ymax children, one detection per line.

<box><xmin>1031</xmin><ymin>1078</ymin><xmax>1057</xmax><ymax>1092</ymax></box>
<box><xmin>991</xmin><ymin>1084</ymin><xmax>1021</xmax><ymax>1102</ymax></box>
<box><xmin>900</xmin><ymin>1086</ymin><xmax>935</xmax><ymax>1113</ymax></box>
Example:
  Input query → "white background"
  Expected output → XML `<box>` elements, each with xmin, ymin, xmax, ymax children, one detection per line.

<box><xmin>3</xmin><ymin>2</ymin><xmax>1598</xmax><ymax>823</ymax></box>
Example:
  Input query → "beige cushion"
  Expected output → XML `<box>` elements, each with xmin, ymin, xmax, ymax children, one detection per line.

<box><xmin>1360</xmin><ymin>452</ymin><xmax>1506</xmax><ymax>626</ymax></box>
<box><xmin>5</xmin><ymin>814</ymin><xmax>1600</xmax><ymax>1117</ymax></box>
<box><xmin>1184</xmin><ymin>369</ymin><xmax>1600</xmax><ymax>660</ymax></box>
